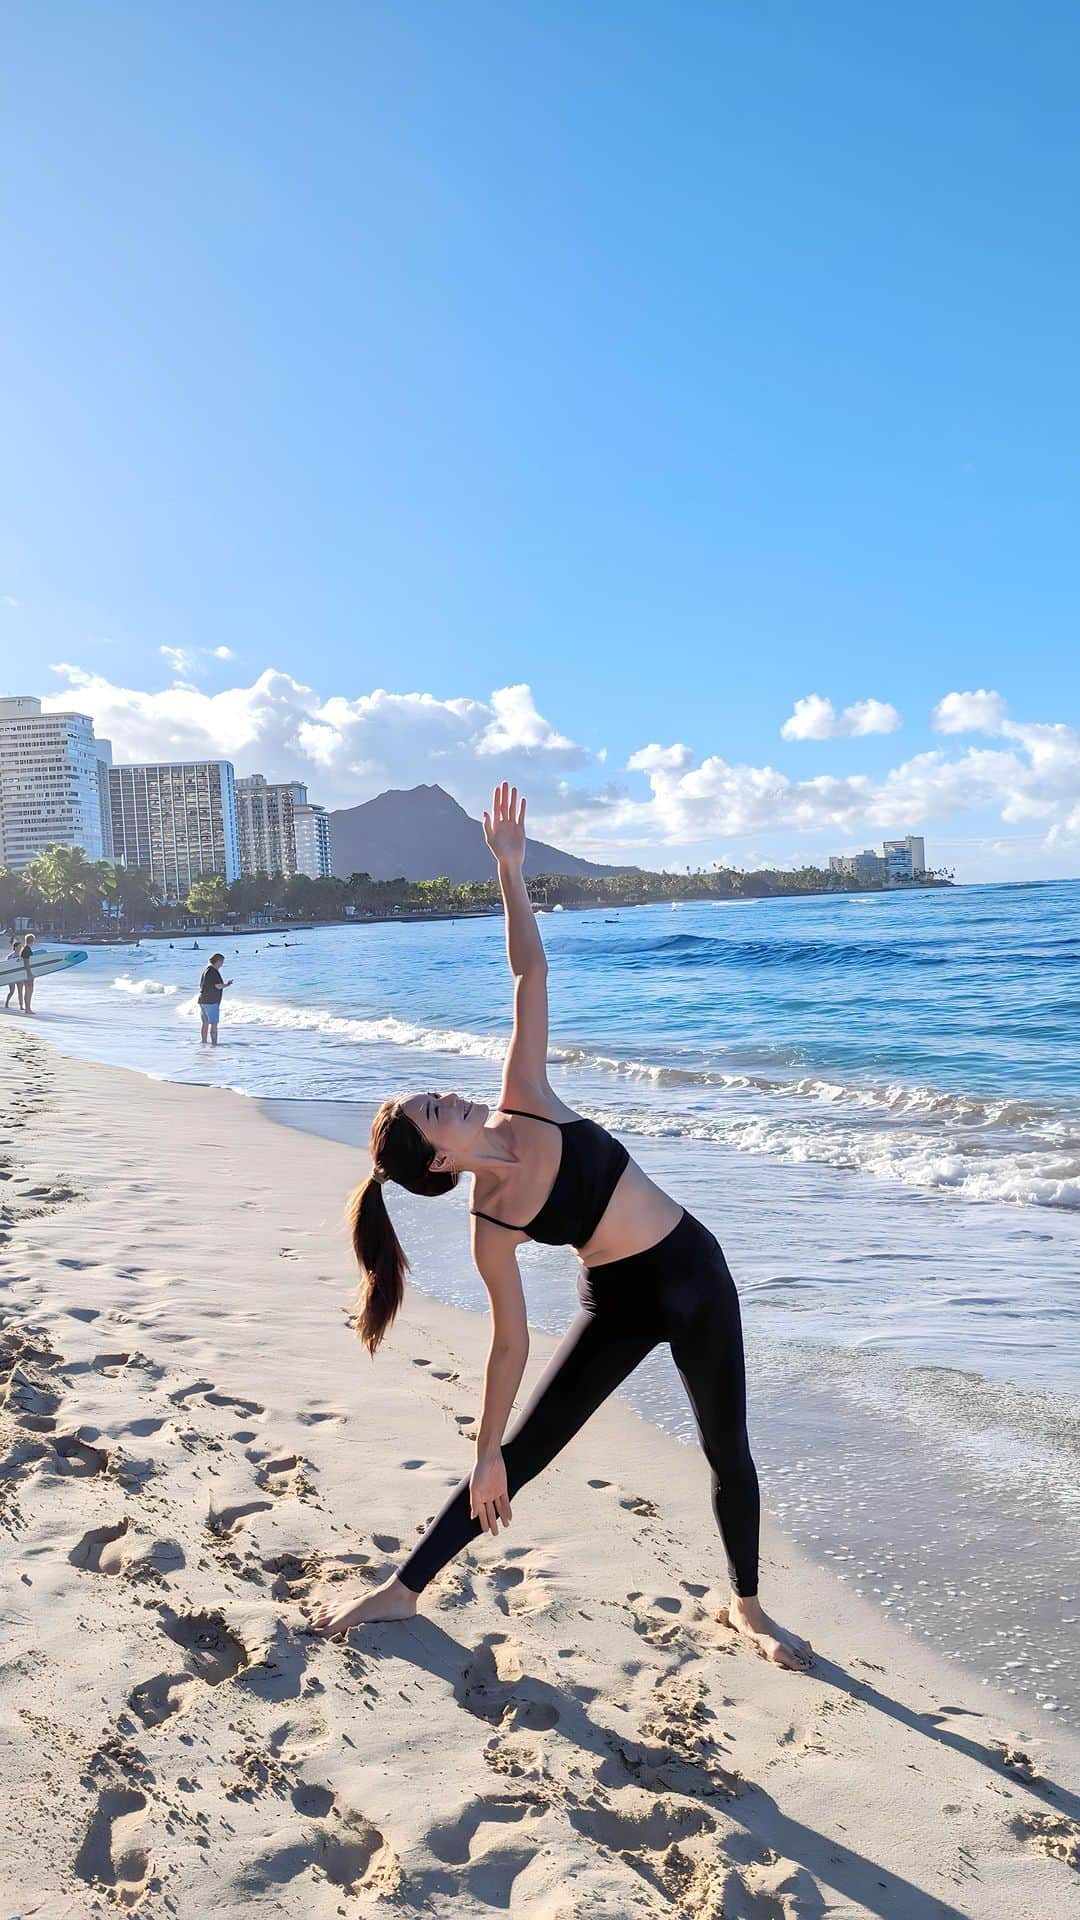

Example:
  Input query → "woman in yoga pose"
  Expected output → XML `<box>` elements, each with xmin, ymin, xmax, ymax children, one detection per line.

<box><xmin>313</xmin><ymin>783</ymin><xmax>811</xmax><ymax>1670</ymax></box>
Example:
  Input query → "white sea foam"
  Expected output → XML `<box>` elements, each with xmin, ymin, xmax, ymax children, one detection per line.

<box><xmin>207</xmin><ymin>993</ymin><xmax>1070</xmax><ymax>1138</ymax></box>
<box><xmin>583</xmin><ymin>1103</ymin><xmax>1080</xmax><ymax>1209</ymax></box>
<box><xmin>113</xmin><ymin>974</ymin><xmax>179</xmax><ymax>998</ymax></box>
<box><xmin>188</xmin><ymin>992</ymin><xmax>1080</xmax><ymax>1208</ymax></box>
<box><xmin>208</xmin><ymin>996</ymin><xmax>510</xmax><ymax>1064</ymax></box>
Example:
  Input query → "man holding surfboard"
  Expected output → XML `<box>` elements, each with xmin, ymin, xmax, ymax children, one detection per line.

<box><xmin>0</xmin><ymin>940</ymin><xmax>88</xmax><ymax>1010</ymax></box>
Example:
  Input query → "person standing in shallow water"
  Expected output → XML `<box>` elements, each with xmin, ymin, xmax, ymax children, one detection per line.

<box><xmin>197</xmin><ymin>952</ymin><xmax>232</xmax><ymax>1046</ymax></box>
<box><xmin>312</xmin><ymin>783</ymin><xmax>812</xmax><ymax>1673</ymax></box>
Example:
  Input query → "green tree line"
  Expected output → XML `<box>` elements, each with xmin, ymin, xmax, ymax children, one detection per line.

<box><xmin>1</xmin><ymin>844</ymin><xmax>952</xmax><ymax>939</ymax></box>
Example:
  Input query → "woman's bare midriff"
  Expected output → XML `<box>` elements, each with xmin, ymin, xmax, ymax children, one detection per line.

<box><xmin>574</xmin><ymin>1158</ymin><xmax>684</xmax><ymax>1269</ymax></box>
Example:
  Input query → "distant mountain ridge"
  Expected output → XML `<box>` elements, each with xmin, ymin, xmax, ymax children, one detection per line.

<box><xmin>328</xmin><ymin>784</ymin><xmax>635</xmax><ymax>882</ymax></box>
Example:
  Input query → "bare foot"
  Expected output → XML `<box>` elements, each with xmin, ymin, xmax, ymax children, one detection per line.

<box><xmin>722</xmin><ymin>1594</ymin><xmax>813</xmax><ymax>1671</ymax></box>
<box><xmin>309</xmin><ymin>1575</ymin><xmax>418</xmax><ymax>1638</ymax></box>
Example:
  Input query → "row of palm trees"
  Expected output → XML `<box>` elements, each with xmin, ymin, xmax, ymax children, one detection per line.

<box><xmin>2</xmin><ymin>843</ymin><xmax>956</xmax><ymax>941</ymax></box>
<box><xmin>0</xmin><ymin>846</ymin><xmax>162</xmax><ymax>937</ymax></box>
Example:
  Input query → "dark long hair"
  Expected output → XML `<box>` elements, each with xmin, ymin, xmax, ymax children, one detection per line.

<box><xmin>348</xmin><ymin>1098</ymin><xmax>457</xmax><ymax>1354</ymax></box>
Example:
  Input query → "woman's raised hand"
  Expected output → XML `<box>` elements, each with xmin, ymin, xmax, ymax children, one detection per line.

<box><xmin>482</xmin><ymin>781</ymin><xmax>527</xmax><ymax>869</ymax></box>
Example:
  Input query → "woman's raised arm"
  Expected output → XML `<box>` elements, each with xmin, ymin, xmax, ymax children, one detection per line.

<box><xmin>483</xmin><ymin>783</ymin><xmax>550</xmax><ymax>1097</ymax></box>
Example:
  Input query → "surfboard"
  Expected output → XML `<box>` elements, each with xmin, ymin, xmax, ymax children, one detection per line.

<box><xmin>0</xmin><ymin>949</ymin><xmax>88</xmax><ymax>986</ymax></box>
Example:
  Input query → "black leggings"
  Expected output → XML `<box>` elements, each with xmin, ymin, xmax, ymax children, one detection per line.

<box><xmin>397</xmin><ymin>1210</ymin><xmax>760</xmax><ymax>1598</ymax></box>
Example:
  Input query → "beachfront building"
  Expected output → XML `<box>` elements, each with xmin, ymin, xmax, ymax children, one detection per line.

<box><xmin>293</xmin><ymin>800</ymin><xmax>333</xmax><ymax>878</ymax></box>
<box><xmin>829</xmin><ymin>835</ymin><xmax>929</xmax><ymax>884</ymax></box>
<box><xmin>884</xmin><ymin>835</ymin><xmax>926</xmax><ymax>879</ymax></box>
<box><xmin>108</xmin><ymin>760</ymin><xmax>240</xmax><ymax>901</ymax></box>
<box><xmin>0</xmin><ymin>694</ymin><xmax>112</xmax><ymax>868</ymax></box>
<box><xmin>828</xmin><ymin>848</ymin><xmax>885</xmax><ymax>881</ymax></box>
<box><xmin>236</xmin><ymin>774</ymin><xmax>303</xmax><ymax>878</ymax></box>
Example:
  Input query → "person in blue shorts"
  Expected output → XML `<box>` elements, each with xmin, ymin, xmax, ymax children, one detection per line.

<box><xmin>197</xmin><ymin>952</ymin><xmax>232</xmax><ymax>1046</ymax></box>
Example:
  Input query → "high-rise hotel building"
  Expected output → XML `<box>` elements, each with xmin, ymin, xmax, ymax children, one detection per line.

<box><xmin>292</xmin><ymin>800</ymin><xmax>332</xmax><ymax>879</ymax></box>
<box><xmin>236</xmin><ymin>774</ymin><xmax>301</xmax><ymax>878</ymax></box>
<box><xmin>108</xmin><ymin>761</ymin><xmax>240</xmax><ymax>900</ymax></box>
<box><xmin>236</xmin><ymin>775</ymin><xmax>333</xmax><ymax>880</ymax></box>
<box><xmin>0</xmin><ymin>695</ymin><xmax>113</xmax><ymax>867</ymax></box>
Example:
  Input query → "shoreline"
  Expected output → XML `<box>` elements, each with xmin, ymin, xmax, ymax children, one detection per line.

<box><xmin>39</xmin><ymin>878</ymin><xmax>957</xmax><ymax>947</ymax></box>
<box><xmin>2</xmin><ymin>1033</ymin><xmax>1078</xmax><ymax>1915</ymax></box>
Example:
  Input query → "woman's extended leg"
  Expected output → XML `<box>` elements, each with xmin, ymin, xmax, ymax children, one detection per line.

<box><xmin>398</xmin><ymin>1303</ymin><xmax>658</xmax><ymax>1592</ymax></box>
<box><xmin>311</xmin><ymin>1303</ymin><xmax>656</xmax><ymax>1633</ymax></box>
<box><xmin>665</xmin><ymin>1234</ymin><xmax>811</xmax><ymax>1670</ymax></box>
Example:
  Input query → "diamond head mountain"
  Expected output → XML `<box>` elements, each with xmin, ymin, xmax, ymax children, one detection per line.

<box><xmin>329</xmin><ymin>783</ymin><xmax>634</xmax><ymax>883</ymax></box>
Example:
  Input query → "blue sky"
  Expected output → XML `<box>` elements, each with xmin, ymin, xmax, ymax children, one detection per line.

<box><xmin>3</xmin><ymin>2</ymin><xmax>1079</xmax><ymax>877</ymax></box>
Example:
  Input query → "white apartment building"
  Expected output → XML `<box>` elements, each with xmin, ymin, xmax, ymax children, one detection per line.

<box><xmin>293</xmin><ymin>801</ymin><xmax>332</xmax><ymax>879</ymax></box>
<box><xmin>108</xmin><ymin>761</ymin><xmax>240</xmax><ymax>901</ymax></box>
<box><xmin>0</xmin><ymin>695</ymin><xmax>111</xmax><ymax>868</ymax></box>
<box><xmin>236</xmin><ymin>774</ymin><xmax>305</xmax><ymax>878</ymax></box>
<box><xmin>884</xmin><ymin>835</ymin><xmax>926</xmax><ymax>877</ymax></box>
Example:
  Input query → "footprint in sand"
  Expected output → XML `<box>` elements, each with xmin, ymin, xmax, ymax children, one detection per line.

<box><xmin>3</xmin><ymin>1368</ymin><xmax>60</xmax><ymax>1430</ymax></box>
<box><xmin>249</xmin><ymin>1803</ymin><xmax>397</xmax><ymax>1899</ymax></box>
<box><xmin>371</xmin><ymin>1533</ymin><xmax>400</xmax><ymax>1554</ymax></box>
<box><xmin>297</xmin><ymin>1408</ymin><xmax>345</xmax><ymax>1427</ymax></box>
<box><xmin>455</xmin><ymin>1636</ymin><xmax>560</xmax><ymax>1732</ymax></box>
<box><xmin>128</xmin><ymin>1671</ymin><xmax>196</xmax><ymax>1729</ymax></box>
<box><xmin>250</xmin><ymin>1449</ymin><xmax>309</xmax><ymax>1498</ymax></box>
<box><xmin>48</xmin><ymin>1433</ymin><xmax>110</xmax><ymax>1477</ymax></box>
<box><xmin>1013</xmin><ymin>1811</ymin><xmax>1080</xmax><ymax>1869</ymax></box>
<box><xmin>74</xmin><ymin>1787</ymin><xmax>153</xmax><ymax>1908</ymax></box>
<box><xmin>427</xmin><ymin>1791</ymin><xmax>548</xmax><ymax>1866</ymax></box>
<box><xmin>620</xmin><ymin>1492</ymin><xmax>660</xmax><ymax>1518</ymax></box>
<box><xmin>264</xmin><ymin>1551</ymin><xmax>327</xmax><ymax>1603</ymax></box>
<box><xmin>491</xmin><ymin>1557</ymin><xmax>555</xmax><ymax>1619</ymax></box>
<box><xmin>207</xmin><ymin>1497</ymin><xmax>274</xmax><ymax>1537</ymax></box>
<box><xmin>160</xmin><ymin>1608</ymin><xmax>249</xmax><ymax>1684</ymax></box>
<box><xmin>70</xmin><ymin>1518</ymin><xmax>132</xmax><ymax>1575</ymax></box>
<box><xmin>626</xmin><ymin>1590</ymin><xmax>693</xmax><ymax>1649</ymax></box>
<box><xmin>87</xmin><ymin>1350</ymin><xmax>136</xmax><ymax>1377</ymax></box>
<box><xmin>170</xmin><ymin>1379</ymin><xmax>264</xmax><ymax>1419</ymax></box>
<box><xmin>567</xmin><ymin>1792</ymin><xmax>714</xmax><ymax>1856</ymax></box>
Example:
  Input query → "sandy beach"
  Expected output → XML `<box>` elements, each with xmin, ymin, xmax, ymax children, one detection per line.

<box><xmin>1</xmin><ymin>1030</ymin><xmax>1077</xmax><ymax>1919</ymax></box>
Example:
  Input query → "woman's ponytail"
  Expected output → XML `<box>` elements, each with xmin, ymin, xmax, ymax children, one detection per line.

<box><xmin>347</xmin><ymin>1098</ymin><xmax>458</xmax><ymax>1356</ymax></box>
<box><xmin>348</xmin><ymin>1173</ymin><xmax>409</xmax><ymax>1355</ymax></box>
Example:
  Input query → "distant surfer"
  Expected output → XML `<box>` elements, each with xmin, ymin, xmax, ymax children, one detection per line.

<box><xmin>197</xmin><ymin>953</ymin><xmax>232</xmax><ymax>1047</ymax></box>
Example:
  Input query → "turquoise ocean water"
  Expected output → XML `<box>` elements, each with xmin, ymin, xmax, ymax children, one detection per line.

<box><xmin>28</xmin><ymin>878</ymin><xmax>1080</xmax><ymax>1720</ymax></box>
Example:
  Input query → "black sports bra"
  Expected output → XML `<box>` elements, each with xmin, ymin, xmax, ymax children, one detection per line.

<box><xmin>470</xmin><ymin>1107</ymin><xmax>630</xmax><ymax>1248</ymax></box>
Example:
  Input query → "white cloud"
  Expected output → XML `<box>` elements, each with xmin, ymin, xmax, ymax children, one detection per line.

<box><xmin>932</xmin><ymin>689</ymin><xmax>1009</xmax><ymax>735</ymax></box>
<box><xmin>781</xmin><ymin>694</ymin><xmax>902</xmax><ymax>740</ymax></box>
<box><xmin>158</xmin><ymin>643</ymin><xmax>238</xmax><ymax>678</ymax></box>
<box><xmin>475</xmin><ymin>683</ymin><xmax>577</xmax><ymax>756</ymax></box>
<box><xmin>41</xmin><ymin>663</ymin><xmax>1080</xmax><ymax>864</ymax></box>
<box><xmin>159</xmin><ymin>645</ymin><xmax>200</xmax><ymax>679</ymax></box>
<box><xmin>2</xmin><ymin>595</ymin><xmax>18</xmax><ymax>608</ymax></box>
<box><xmin>44</xmin><ymin>665</ymin><xmax>593</xmax><ymax>816</ymax></box>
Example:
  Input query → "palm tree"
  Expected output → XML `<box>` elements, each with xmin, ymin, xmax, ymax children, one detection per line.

<box><xmin>111</xmin><ymin>865</ymin><xmax>164</xmax><ymax>935</ymax></box>
<box><xmin>22</xmin><ymin>845</ymin><xmax>116</xmax><ymax>936</ymax></box>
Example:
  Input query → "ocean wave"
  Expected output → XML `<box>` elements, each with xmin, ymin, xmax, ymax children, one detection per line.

<box><xmin>587</xmin><ymin>931</ymin><xmax>954</xmax><ymax>972</ymax></box>
<box><xmin>207</xmin><ymin>996</ymin><xmax>511</xmax><ymax>1064</ymax></box>
<box><xmin>201</xmin><ymin>993</ymin><xmax>1075</xmax><ymax>1142</ymax></box>
<box><xmin>113</xmin><ymin>974</ymin><xmax>179</xmax><ymax>998</ymax></box>
<box><xmin>583</xmin><ymin>1103</ymin><xmax>1080</xmax><ymax>1210</ymax></box>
